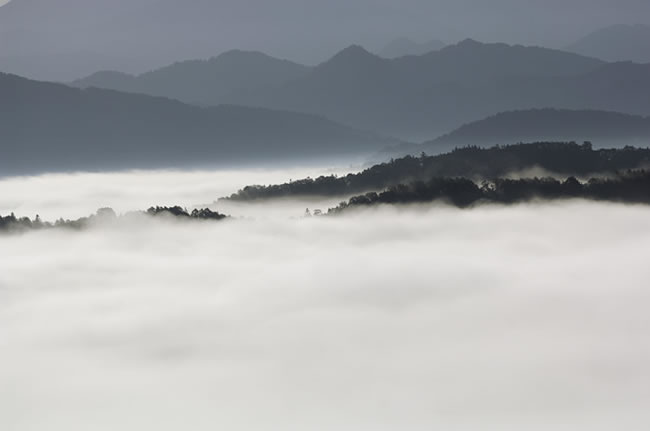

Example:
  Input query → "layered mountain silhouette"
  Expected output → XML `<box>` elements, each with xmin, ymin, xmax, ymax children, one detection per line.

<box><xmin>52</xmin><ymin>39</ymin><xmax>650</xmax><ymax>141</ymax></box>
<box><xmin>567</xmin><ymin>24</ymin><xmax>650</xmax><ymax>63</ymax></box>
<box><xmin>72</xmin><ymin>50</ymin><xmax>310</xmax><ymax>106</ymax></box>
<box><xmin>236</xmin><ymin>40</ymin><xmax>622</xmax><ymax>139</ymax></box>
<box><xmin>0</xmin><ymin>73</ymin><xmax>396</xmax><ymax>176</ymax></box>
<box><xmin>420</xmin><ymin>109</ymin><xmax>650</xmax><ymax>154</ymax></box>
<box><xmin>0</xmin><ymin>0</ymin><xmax>324</xmax><ymax>81</ymax></box>
<box><xmin>378</xmin><ymin>38</ymin><xmax>446</xmax><ymax>58</ymax></box>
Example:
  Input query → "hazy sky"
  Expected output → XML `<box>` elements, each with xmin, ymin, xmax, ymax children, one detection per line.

<box><xmin>1</xmin><ymin>0</ymin><xmax>649</xmax><ymax>80</ymax></box>
<box><xmin>1</xmin><ymin>0</ymin><xmax>649</xmax><ymax>69</ymax></box>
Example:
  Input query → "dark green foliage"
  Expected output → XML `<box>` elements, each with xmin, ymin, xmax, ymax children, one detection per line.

<box><xmin>0</xmin><ymin>207</ymin><xmax>228</xmax><ymax>233</ymax></box>
<box><xmin>330</xmin><ymin>170</ymin><xmax>650</xmax><ymax>213</ymax></box>
<box><xmin>189</xmin><ymin>208</ymin><xmax>229</xmax><ymax>220</ymax></box>
<box><xmin>147</xmin><ymin>206</ymin><xmax>228</xmax><ymax>220</ymax></box>
<box><xmin>0</xmin><ymin>213</ymin><xmax>38</xmax><ymax>232</ymax></box>
<box><xmin>0</xmin><ymin>212</ymin><xmax>92</xmax><ymax>232</ymax></box>
<box><xmin>227</xmin><ymin>142</ymin><xmax>650</xmax><ymax>201</ymax></box>
<box><xmin>147</xmin><ymin>206</ymin><xmax>192</xmax><ymax>217</ymax></box>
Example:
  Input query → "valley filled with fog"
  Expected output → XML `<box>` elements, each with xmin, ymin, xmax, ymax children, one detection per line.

<box><xmin>2</xmin><ymin>168</ymin><xmax>650</xmax><ymax>430</ymax></box>
<box><xmin>0</xmin><ymin>166</ymin><xmax>358</xmax><ymax>221</ymax></box>
<box><xmin>3</xmin><ymin>0</ymin><xmax>650</xmax><ymax>428</ymax></box>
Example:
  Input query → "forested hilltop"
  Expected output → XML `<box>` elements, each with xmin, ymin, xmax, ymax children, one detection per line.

<box><xmin>0</xmin><ymin>207</ymin><xmax>228</xmax><ymax>233</ymax></box>
<box><xmin>226</xmin><ymin>142</ymin><xmax>650</xmax><ymax>201</ymax></box>
<box><xmin>418</xmin><ymin>109</ymin><xmax>650</xmax><ymax>155</ymax></box>
<box><xmin>330</xmin><ymin>170</ymin><xmax>650</xmax><ymax>213</ymax></box>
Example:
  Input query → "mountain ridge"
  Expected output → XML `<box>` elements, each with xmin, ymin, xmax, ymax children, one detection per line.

<box><xmin>72</xmin><ymin>50</ymin><xmax>310</xmax><ymax>105</ymax></box>
<box><xmin>236</xmin><ymin>40</ymin><xmax>616</xmax><ymax>139</ymax></box>
<box><xmin>420</xmin><ymin>109</ymin><xmax>650</xmax><ymax>154</ymax></box>
<box><xmin>70</xmin><ymin>40</ymin><xmax>650</xmax><ymax>141</ymax></box>
<box><xmin>567</xmin><ymin>24</ymin><xmax>650</xmax><ymax>63</ymax></box>
<box><xmin>378</xmin><ymin>37</ymin><xmax>446</xmax><ymax>58</ymax></box>
<box><xmin>0</xmin><ymin>72</ymin><xmax>398</xmax><ymax>176</ymax></box>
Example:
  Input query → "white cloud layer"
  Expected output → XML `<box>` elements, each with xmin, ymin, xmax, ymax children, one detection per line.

<box><xmin>2</xmin><ymin>195</ymin><xmax>650</xmax><ymax>430</ymax></box>
<box><xmin>0</xmin><ymin>166</ymin><xmax>356</xmax><ymax>221</ymax></box>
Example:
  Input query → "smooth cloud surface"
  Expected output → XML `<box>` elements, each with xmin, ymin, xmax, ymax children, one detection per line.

<box><xmin>0</xmin><ymin>166</ymin><xmax>356</xmax><ymax>221</ymax></box>
<box><xmin>2</xmin><ymin>195</ymin><xmax>650</xmax><ymax>430</ymax></box>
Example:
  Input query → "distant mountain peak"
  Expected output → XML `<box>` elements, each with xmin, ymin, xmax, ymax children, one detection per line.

<box><xmin>437</xmin><ymin>39</ymin><xmax>603</xmax><ymax>64</ymax></box>
<box><xmin>439</xmin><ymin>39</ymin><xmax>497</xmax><ymax>54</ymax></box>
<box><xmin>71</xmin><ymin>49</ymin><xmax>310</xmax><ymax>106</ymax></box>
<box><xmin>71</xmin><ymin>69</ymin><xmax>136</xmax><ymax>88</ymax></box>
<box><xmin>567</xmin><ymin>23</ymin><xmax>650</xmax><ymax>63</ymax></box>
<box><xmin>379</xmin><ymin>37</ymin><xmax>446</xmax><ymax>58</ymax></box>
<box><xmin>333</xmin><ymin>44</ymin><xmax>376</xmax><ymax>59</ymax></box>
<box><xmin>456</xmin><ymin>38</ymin><xmax>483</xmax><ymax>47</ymax></box>
<box><xmin>83</xmin><ymin>70</ymin><xmax>133</xmax><ymax>79</ymax></box>
<box><xmin>446</xmin><ymin>39</ymin><xmax>519</xmax><ymax>52</ymax></box>
<box><xmin>214</xmin><ymin>49</ymin><xmax>274</xmax><ymax>61</ymax></box>
<box><xmin>318</xmin><ymin>45</ymin><xmax>383</xmax><ymax>69</ymax></box>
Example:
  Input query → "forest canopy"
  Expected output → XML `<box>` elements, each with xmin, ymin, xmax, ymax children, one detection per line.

<box><xmin>227</xmin><ymin>142</ymin><xmax>650</xmax><ymax>201</ymax></box>
<box><xmin>0</xmin><ymin>206</ymin><xmax>228</xmax><ymax>233</ymax></box>
<box><xmin>329</xmin><ymin>170</ymin><xmax>650</xmax><ymax>213</ymax></box>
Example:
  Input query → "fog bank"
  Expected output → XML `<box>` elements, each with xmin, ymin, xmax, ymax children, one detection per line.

<box><xmin>0</xmin><ymin>166</ymin><xmax>356</xmax><ymax>221</ymax></box>
<box><xmin>2</xmin><ymin>202</ymin><xmax>650</xmax><ymax>430</ymax></box>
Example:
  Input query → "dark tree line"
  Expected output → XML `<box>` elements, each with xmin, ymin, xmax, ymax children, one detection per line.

<box><xmin>226</xmin><ymin>142</ymin><xmax>650</xmax><ymax>201</ymax></box>
<box><xmin>0</xmin><ymin>206</ymin><xmax>228</xmax><ymax>233</ymax></box>
<box><xmin>146</xmin><ymin>206</ymin><xmax>228</xmax><ymax>220</ymax></box>
<box><xmin>329</xmin><ymin>170</ymin><xmax>650</xmax><ymax>213</ymax></box>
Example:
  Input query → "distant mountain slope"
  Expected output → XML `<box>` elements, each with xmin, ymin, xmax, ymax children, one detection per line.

<box><xmin>238</xmin><ymin>40</ymin><xmax>608</xmax><ymax>140</ymax></box>
<box><xmin>421</xmin><ymin>109</ymin><xmax>650</xmax><ymax>153</ymax></box>
<box><xmin>0</xmin><ymin>0</ymin><xmax>329</xmax><ymax>80</ymax></box>
<box><xmin>0</xmin><ymin>73</ymin><xmax>395</xmax><ymax>176</ymax></box>
<box><xmin>71</xmin><ymin>50</ymin><xmax>311</xmax><ymax>105</ymax></box>
<box><xmin>378</xmin><ymin>38</ymin><xmax>446</xmax><ymax>58</ymax></box>
<box><xmin>72</xmin><ymin>40</ymin><xmax>650</xmax><ymax>142</ymax></box>
<box><xmin>226</xmin><ymin>142</ymin><xmax>650</xmax><ymax>201</ymax></box>
<box><xmin>567</xmin><ymin>24</ymin><xmax>650</xmax><ymax>63</ymax></box>
<box><xmin>394</xmin><ymin>39</ymin><xmax>604</xmax><ymax>80</ymax></box>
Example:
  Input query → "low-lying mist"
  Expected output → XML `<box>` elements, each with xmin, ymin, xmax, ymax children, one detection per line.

<box><xmin>0</xmin><ymin>166</ymin><xmax>358</xmax><ymax>221</ymax></box>
<box><xmin>2</xmin><ymin>198</ymin><xmax>650</xmax><ymax>430</ymax></box>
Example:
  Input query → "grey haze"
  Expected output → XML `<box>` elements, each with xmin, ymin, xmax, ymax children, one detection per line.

<box><xmin>1</xmin><ymin>0</ymin><xmax>650</xmax><ymax>80</ymax></box>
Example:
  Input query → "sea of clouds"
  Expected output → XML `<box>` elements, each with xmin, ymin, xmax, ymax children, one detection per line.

<box><xmin>0</xmin><ymin>165</ymin><xmax>357</xmax><ymax>221</ymax></box>
<box><xmin>1</xmin><ymin>169</ymin><xmax>650</xmax><ymax>430</ymax></box>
